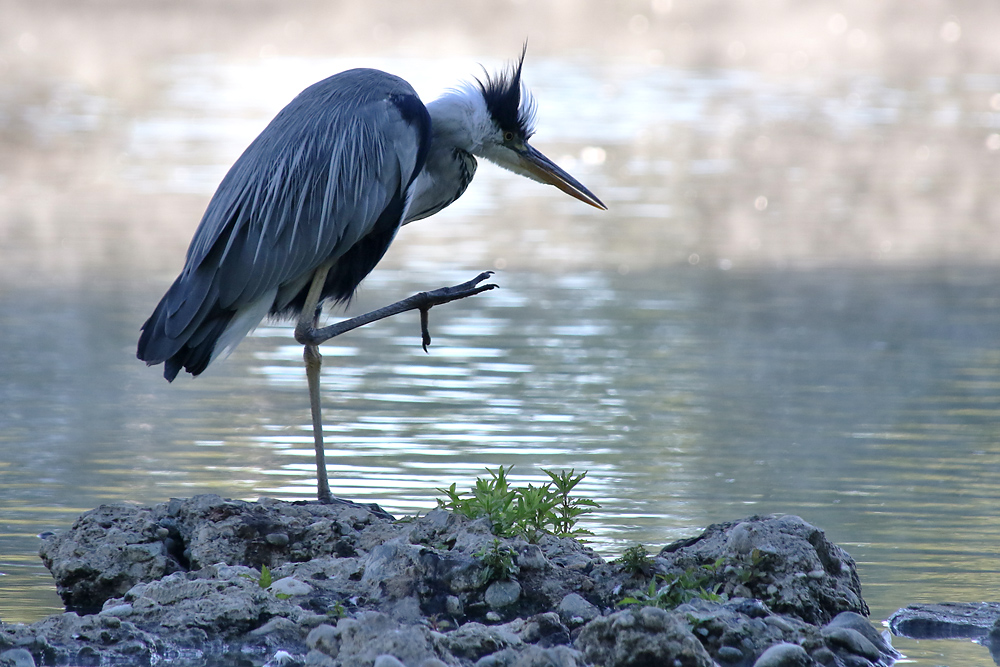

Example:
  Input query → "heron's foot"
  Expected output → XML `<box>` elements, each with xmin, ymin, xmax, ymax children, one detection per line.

<box><xmin>416</xmin><ymin>271</ymin><xmax>498</xmax><ymax>351</ymax></box>
<box><xmin>297</xmin><ymin>271</ymin><xmax>499</xmax><ymax>347</ymax></box>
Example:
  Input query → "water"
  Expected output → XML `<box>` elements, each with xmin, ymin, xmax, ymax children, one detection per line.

<box><xmin>3</xmin><ymin>5</ymin><xmax>1000</xmax><ymax>664</ymax></box>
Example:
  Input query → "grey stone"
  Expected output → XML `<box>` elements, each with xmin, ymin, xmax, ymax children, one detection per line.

<box><xmin>306</xmin><ymin>624</ymin><xmax>339</xmax><ymax>655</ymax></box>
<box><xmin>556</xmin><ymin>593</ymin><xmax>598</xmax><ymax>626</ymax></box>
<box><xmin>575</xmin><ymin>608</ymin><xmax>715</xmax><ymax>667</ymax></box>
<box><xmin>485</xmin><ymin>581</ymin><xmax>522</xmax><ymax>609</ymax></box>
<box><xmin>517</xmin><ymin>613</ymin><xmax>571</xmax><ymax>648</ymax></box>
<box><xmin>655</xmin><ymin>514</ymin><xmax>868</xmax><ymax>625</ymax></box>
<box><xmin>373</xmin><ymin>655</ymin><xmax>407</xmax><ymax>667</ymax></box>
<box><xmin>889</xmin><ymin>601</ymin><xmax>1000</xmax><ymax>640</ymax></box>
<box><xmin>250</xmin><ymin>617</ymin><xmax>302</xmax><ymax>640</ymax></box>
<box><xmin>516</xmin><ymin>545</ymin><xmax>549</xmax><ymax>570</ymax></box>
<box><xmin>304</xmin><ymin>649</ymin><xmax>336</xmax><ymax>667</ymax></box>
<box><xmin>442</xmin><ymin>621</ymin><xmax>521</xmax><ymax>660</ymax></box>
<box><xmin>826</xmin><ymin>611</ymin><xmax>897</xmax><ymax>656</ymax></box>
<box><xmin>328</xmin><ymin>612</ymin><xmax>445</xmax><ymax>666</ymax></box>
<box><xmin>446</xmin><ymin>595</ymin><xmax>464</xmax><ymax>617</ymax></box>
<box><xmin>717</xmin><ymin>645</ymin><xmax>744</xmax><ymax>662</ymax></box>
<box><xmin>821</xmin><ymin>627</ymin><xmax>881</xmax><ymax>661</ymax></box>
<box><xmin>752</xmin><ymin>642</ymin><xmax>811</xmax><ymax>667</ymax></box>
<box><xmin>269</xmin><ymin>576</ymin><xmax>313</xmax><ymax>597</ymax></box>
<box><xmin>266</xmin><ymin>532</ymin><xmax>291</xmax><ymax>547</ymax></box>
<box><xmin>418</xmin><ymin>659</ymin><xmax>450</xmax><ymax>667</ymax></box>
<box><xmin>0</xmin><ymin>649</ymin><xmax>36</xmax><ymax>667</ymax></box>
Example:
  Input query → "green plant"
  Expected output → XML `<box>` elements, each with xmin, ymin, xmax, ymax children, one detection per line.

<box><xmin>328</xmin><ymin>602</ymin><xmax>347</xmax><ymax>619</ymax></box>
<box><xmin>615</xmin><ymin>544</ymin><xmax>656</xmax><ymax>578</ymax></box>
<box><xmin>474</xmin><ymin>538</ymin><xmax>520</xmax><ymax>586</ymax></box>
<box><xmin>240</xmin><ymin>564</ymin><xmax>290</xmax><ymax>599</ymax></box>
<box><xmin>437</xmin><ymin>466</ymin><xmax>599</xmax><ymax>543</ymax></box>
<box><xmin>544</xmin><ymin>469</ymin><xmax>600</xmax><ymax>539</ymax></box>
<box><xmin>618</xmin><ymin>559</ymin><xmax>726</xmax><ymax>610</ymax></box>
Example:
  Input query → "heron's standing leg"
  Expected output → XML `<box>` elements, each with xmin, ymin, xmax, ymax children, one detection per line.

<box><xmin>295</xmin><ymin>262</ymin><xmax>334</xmax><ymax>502</ymax></box>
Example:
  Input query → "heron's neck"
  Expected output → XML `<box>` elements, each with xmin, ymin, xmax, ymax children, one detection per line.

<box><xmin>425</xmin><ymin>83</ymin><xmax>495</xmax><ymax>155</ymax></box>
<box><xmin>403</xmin><ymin>86</ymin><xmax>488</xmax><ymax>223</ymax></box>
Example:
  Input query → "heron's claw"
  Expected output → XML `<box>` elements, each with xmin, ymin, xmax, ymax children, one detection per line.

<box><xmin>414</xmin><ymin>271</ymin><xmax>498</xmax><ymax>352</ymax></box>
<box><xmin>420</xmin><ymin>307</ymin><xmax>432</xmax><ymax>352</ymax></box>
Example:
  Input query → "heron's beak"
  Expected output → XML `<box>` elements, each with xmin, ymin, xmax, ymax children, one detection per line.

<box><xmin>515</xmin><ymin>143</ymin><xmax>607</xmax><ymax>210</ymax></box>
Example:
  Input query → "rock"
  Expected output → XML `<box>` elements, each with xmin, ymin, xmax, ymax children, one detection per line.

<box><xmin>752</xmin><ymin>642</ymin><xmax>811</xmax><ymax>667</ymax></box>
<box><xmin>97</xmin><ymin>563</ymin><xmax>309</xmax><ymax>646</ymax></box>
<box><xmin>306</xmin><ymin>624</ymin><xmax>339</xmax><ymax>656</ymax></box>
<box><xmin>655</xmin><ymin>514</ymin><xmax>868</xmax><ymax>625</ymax></box>
<box><xmin>485</xmin><ymin>581</ymin><xmax>522</xmax><ymax>610</ymax></box>
<box><xmin>442</xmin><ymin>621</ymin><xmax>521</xmax><ymax>660</ymax></box>
<box><xmin>269</xmin><ymin>577</ymin><xmax>313</xmax><ymax>597</ymax></box>
<box><xmin>38</xmin><ymin>504</ymin><xmax>183</xmax><ymax>614</ymax></box>
<box><xmin>518</xmin><ymin>613</ymin><xmax>571</xmax><ymax>648</ymax></box>
<box><xmin>716</xmin><ymin>645</ymin><xmax>744</xmax><ymax>663</ymax></box>
<box><xmin>574</xmin><ymin>608</ymin><xmax>715</xmax><ymax>667</ymax></box>
<box><xmin>0</xmin><ymin>649</ymin><xmax>36</xmax><ymax>667</ymax></box>
<box><xmin>0</xmin><ymin>612</ymin><xmax>163</xmax><ymax>666</ymax></box>
<box><xmin>888</xmin><ymin>601</ymin><xmax>1000</xmax><ymax>640</ymax></box>
<box><xmin>266</xmin><ymin>533</ymin><xmax>291</xmax><ymax>547</ymax></box>
<box><xmin>477</xmin><ymin>644</ymin><xmax>582</xmax><ymax>667</ymax></box>
<box><xmin>821</xmin><ymin>627</ymin><xmax>881</xmax><ymax>662</ymax></box>
<box><xmin>312</xmin><ymin>612</ymin><xmax>445</xmax><ymax>666</ymax></box>
<box><xmin>19</xmin><ymin>497</ymin><xmax>882</xmax><ymax>667</ymax></box>
<box><xmin>556</xmin><ymin>593</ymin><xmax>599</xmax><ymax>626</ymax></box>
<box><xmin>825</xmin><ymin>611</ymin><xmax>898</xmax><ymax>658</ymax></box>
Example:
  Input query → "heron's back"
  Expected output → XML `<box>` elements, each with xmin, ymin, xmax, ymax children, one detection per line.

<box><xmin>138</xmin><ymin>68</ymin><xmax>432</xmax><ymax>380</ymax></box>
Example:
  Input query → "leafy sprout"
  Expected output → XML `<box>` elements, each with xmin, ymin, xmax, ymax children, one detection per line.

<box><xmin>437</xmin><ymin>466</ymin><xmax>598</xmax><ymax>543</ymax></box>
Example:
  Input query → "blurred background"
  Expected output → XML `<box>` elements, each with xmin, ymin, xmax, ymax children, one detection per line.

<box><xmin>2</xmin><ymin>1</ymin><xmax>1000</xmax><ymax>665</ymax></box>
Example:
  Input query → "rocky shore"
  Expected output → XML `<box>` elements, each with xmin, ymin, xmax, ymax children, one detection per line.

<box><xmin>0</xmin><ymin>495</ymin><xmax>901</xmax><ymax>667</ymax></box>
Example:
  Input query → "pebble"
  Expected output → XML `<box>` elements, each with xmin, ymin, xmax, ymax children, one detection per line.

<box><xmin>265</xmin><ymin>532</ymin><xmax>290</xmax><ymax>547</ymax></box>
<box><xmin>0</xmin><ymin>649</ymin><xmax>36</xmax><ymax>667</ymax></box>
<box><xmin>557</xmin><ymin>593</ymin><xmax>599</xmax><ymax>625</ymax></box>
<box><xmin>269</xmin><ymin>577</ymin><xmax>313</xmax><ymax>597</ymax></box>
<box><xmin>306</xmin><ymin>624</ymin><xmax>339</xmax><ymax>655</ymax></box>
<box><xmin>484</xmin><ymin>581</ymin><xmax>521</xmax><ymax>609</ymax></box>
<box><xmin>826</xmin><ymin>611</ymin><xmax>894</xmax><ymax>654</ymax></box>
<box><xmin>821</xmin><ymin>627</ymin><xmax>881</xmax><ymax>661</ymax></box>
<box><xmin>717</xmin><ymin>645</ymin><xmax>744</xmax><ymax>663</ymax></box>
<box><xmin>373</xmin><ymin>656</ymin><xmax>406</xmax><ymax>667</ymax></box>
<box><xmin>445</xmin><ymin>595</ymin><xmax>464</xmax><ymax>617</ymax></box>
<box><xmin>516</xmin><ymin>545</ymin><xmax>548</xmax><ymax>570</ymax></box>
<box><xmin>99</xmin><ymin>604</ymin><xmax>134</xmax><ymax>618</ymax></box>
<box><xmin>752</xmin><ymin>642</ymin><xmax>811</xmax><ymax>667</ymax></box>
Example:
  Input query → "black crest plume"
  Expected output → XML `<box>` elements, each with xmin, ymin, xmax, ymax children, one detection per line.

<box><xmin>478</xmin><ymin>43</ymin><xmax>537</xmax><ymax>139</ymax></box>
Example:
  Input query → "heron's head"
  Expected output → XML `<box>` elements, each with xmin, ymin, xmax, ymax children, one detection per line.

<box><xmin>447</xmin><ymin>48</ymin><xmax>606</xmax><ymax>210</ymax></box>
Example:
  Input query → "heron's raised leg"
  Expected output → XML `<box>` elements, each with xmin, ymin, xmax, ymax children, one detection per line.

<box><xmin>293</xmin><ymin>267</ymin><xmax>497</xmax><ymax>504</ymax></box>
<box><xmin>295</xmin><ymin>262</ymin><xmax>334</xmax><ymax>502</ymax></box>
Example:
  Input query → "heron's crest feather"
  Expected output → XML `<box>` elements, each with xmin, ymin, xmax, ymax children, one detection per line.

<box><xmin>477</xmin><ymin>44</ymin><xmax>537</xmax><ymax>140</ymax></box>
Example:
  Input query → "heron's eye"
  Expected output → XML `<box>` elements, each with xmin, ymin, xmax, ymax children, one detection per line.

<box><xmin>503</xmin><ymin>131</ymin><xmax>515</xmax><ymax>142</ymax></box>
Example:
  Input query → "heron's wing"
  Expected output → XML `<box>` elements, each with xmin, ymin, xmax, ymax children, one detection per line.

<box><xmin>139</xmin><ymin>70</ymin><xmax>430</xmax><ymax>375</ymax></box>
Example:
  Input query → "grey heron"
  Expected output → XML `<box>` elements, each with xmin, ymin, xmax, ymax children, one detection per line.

<box><xmin>137</xmin><ymin>50</ymin><xmax>606</xmax><ymax>502</ymax></box>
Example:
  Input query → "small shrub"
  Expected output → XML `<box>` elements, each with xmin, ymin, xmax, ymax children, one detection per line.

<box><xmin>437</xmin><ymin>466</ymin><xmax>598</xmax><ymax>543</ymax></box>
<box><xmin>474</xmin><ymin>538</ymin><xmax>520</xmax><ymax>586</ymax></box>
<box><xmin>615</xmin><ymin>544</ymin><xmax>656</xmax><ymax>578</ymax></box>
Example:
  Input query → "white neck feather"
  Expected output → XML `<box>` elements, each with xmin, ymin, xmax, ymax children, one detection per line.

<box><xmin>424</xmin><ymin>83</ymin><xmax>499</xmax><ymax>156</ymax></box>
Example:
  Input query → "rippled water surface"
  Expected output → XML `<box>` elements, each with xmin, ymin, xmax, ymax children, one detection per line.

<box><xmin>3</xmin><ymin>4</ymin><xmax>1000</xmax><ymax>665</ymax></box>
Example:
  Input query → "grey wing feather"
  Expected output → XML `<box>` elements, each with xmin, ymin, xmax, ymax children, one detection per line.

<box><xmin>139</xmin><ymin>69</ymin><xmax>427</xmax><ymax>378</ymax></box>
